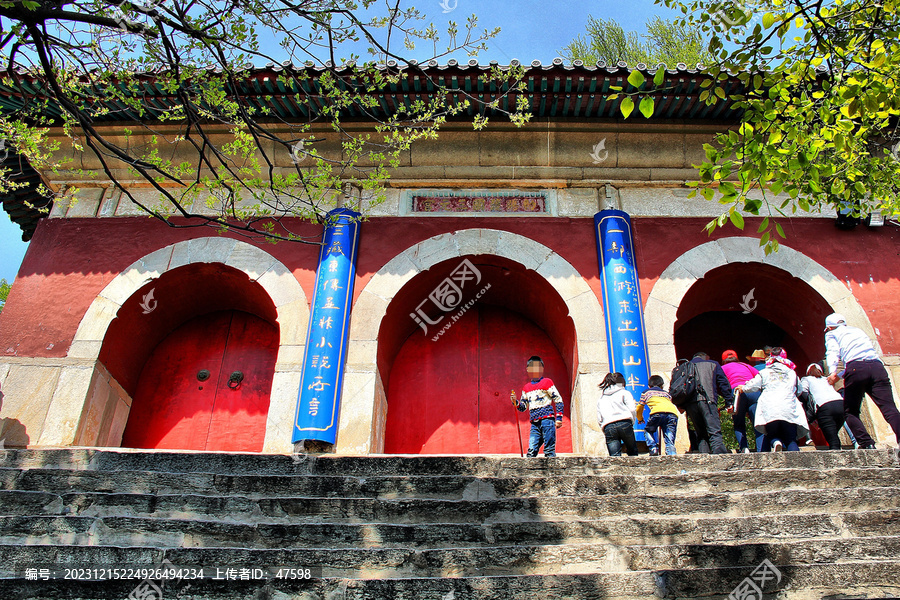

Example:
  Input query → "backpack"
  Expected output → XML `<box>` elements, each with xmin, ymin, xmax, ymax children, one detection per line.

<box><xmin>669</xmin><ymin>359</ymin><xmax>701</xmax><ymax>407</ymax></box>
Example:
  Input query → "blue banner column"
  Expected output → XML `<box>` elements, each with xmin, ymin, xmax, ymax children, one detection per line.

<box><xmin>293</xmin><ymin>208</ymin><xmax>361</xmax><ymax>447</ymax></box>
<box><xmin>594</xmin><ymin>210</ymin><xmax>652</xmax><ymax>442</ymax></box>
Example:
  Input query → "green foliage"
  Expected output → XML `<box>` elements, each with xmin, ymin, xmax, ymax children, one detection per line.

<box><xmin>0</xmin><ymin>278</ymin><xmax>9</xmax><ymax>314</ymax></box>
<box><xmin>561</xmin><ymin>15</ymin><xmax>713</xmax><ymax>66</ymax></box>
<box><xmin>0</xmin><ymin>1</ymin><xmax>530</xmax><ymax>243</ymax></box>
<box><xmin>718</xmin><ymin>402</ymin><xmax>757</xmax><ymax>452</ymax></box>
<box><xmin>654</xmin><ymin>0</ymin><xmax>900</xmax><ymax>253</ymax></box>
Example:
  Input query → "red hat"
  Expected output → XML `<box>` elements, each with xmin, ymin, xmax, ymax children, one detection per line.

<box><xmin>721</xmin><ymin>349</ymin><xmax>738</xmax><ymax>362</ymax></box>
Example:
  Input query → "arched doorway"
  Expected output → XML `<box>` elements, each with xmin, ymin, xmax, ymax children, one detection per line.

<box><xmin>673</xmin><ymin>262</ymin><xmax>833</xmax><ymax>368</ymax></box>
<box><xmin>380</xmin><ymin>256</ymin><xmax>576</xmax><ymax>455</ymax></box>
<box><xmin>645</xmin><ymin>237</ymin><xmax>897</xmax><ymax>449</ymax></box>
<box><xmin>101</xmin><ymin>262</ymin><xmax>280</xmax><ymax>452</ymax></box>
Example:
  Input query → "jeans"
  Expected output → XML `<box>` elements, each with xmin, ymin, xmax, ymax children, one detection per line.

<box><xmin>604</xmin><ymin>419</ymin><xmax>638</xmax><ymax>457</ymax></box>
<box><xmin>527</xmin><ymin>418</ymin><xmax>557</xmax><ymax>457</ymax></box>
<box><xmin>816</xmin><ymin>400</ymin><xmax>846</xmax><ymax>450</ymax></box>
<box><xmin>644</xmin><ymin>412</ymin><xmax>678</xmax><ymax>455</ymax></box>
<box><xmin>733</xmin><ymin>390</ymin><xmax>764</xmax><ymax>451</ymax></box>
<box><xmin>765</xmin><ymin>420</ymin><xmax>799</xmax><ymax>451</ymax></box>
<box><xmin>684</xmin><ymin>397</ymin><xmax>728</xmax><ymax>454</ymax></box>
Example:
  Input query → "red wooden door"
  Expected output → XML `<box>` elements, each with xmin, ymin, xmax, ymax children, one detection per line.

<box><xmin>122</xmin><ymin>310</ymin><xmax>278</xmax><ymax>452</ymax></box>
<box><xmin>385</xmin><ymin>304</ymin><xmax>571</xmax><ymax>454</ymax></box>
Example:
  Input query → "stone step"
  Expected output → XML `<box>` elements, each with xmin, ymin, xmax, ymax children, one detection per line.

<box><xmin>2</xmin><ymin>509</ymin><xmax>900</xmax><ymax>550</ymax></box>
<box><xmin>1</xmin><ymin>537</ymin><xmax>899</xmax><ymax>579</ymax></box>
<box><xmin>2</xmin><ymin>486</ymin><xmax>899</xmax><ymax>523</ymax></box>
<box><xmin>4</xmin><ymin>563</ymin><xmax>900</xmax><ymax>600</ymax></box>
<box><xmin>2</xmin><ymin>448</ymin><xmax>897</xmax><ymax>478</ymax></box>
<box><xmin>2</xmin><ymin>465</ymin><xmax>897</xmax><ymax>499</ymax></box>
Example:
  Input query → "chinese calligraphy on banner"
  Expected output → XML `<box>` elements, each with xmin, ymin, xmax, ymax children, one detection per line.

<box><xmin>594</xmin><ymin>209</ymin><xmax>652</xmax><ymax>441</ymax></box>
<box><xmin>293</xmin><ymin>208</ymin><xmax>361</xmax><ymax>445</ymax></box>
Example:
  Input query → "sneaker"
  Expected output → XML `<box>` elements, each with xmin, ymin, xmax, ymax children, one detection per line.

<box><xmin>648</xmin><ymin>448</ymin><xmax>660</xmax><ymax>457</ymax></box>
<box><xmin>742</xmin><ymin>448</ymin><xmax>751</xmax><ymax>454</ymax></box>
<box><xmin>771</xmin><ymin>440</ymin><xmax>783</xmax><ymax>452</ymax></box>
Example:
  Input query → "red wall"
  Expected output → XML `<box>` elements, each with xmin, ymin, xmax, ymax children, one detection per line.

<box><xmin>2</xmin><ymin>215</ymin><xmax>899</xmax><ymax>359</ymax></box>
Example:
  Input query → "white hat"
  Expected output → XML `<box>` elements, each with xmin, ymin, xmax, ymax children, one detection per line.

<box><xmin>824</xmin><ymin>313</ymin><xmax>846</xmax><ymax>331</ymax></box>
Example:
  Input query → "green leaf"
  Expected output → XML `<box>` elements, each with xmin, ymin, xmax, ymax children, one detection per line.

<box><xmin>639</xmin><ymin>96</ymin><xmax>655</xmax><ymax>118</ymax></box>
<box><xmin>627</xmin><ymin>70</ymin><xmax>645</xmax><ymax>89</ymax></box>
<box><xmin>653</xmin><ymin>69</ymin><xmax>665</xmax><ymax>86</ymax></box>
<box><xmin>775</xmin><ymin>223</ymin><xmax>785</xmax><ymax>238</ymax></box>
<box><xmin>729</xmin><ymin>211</ymin><xmax>745</xmax><ymax>230</ymax></box>
<box><xmin>620</xmin><ymin>96</ymin><xmax>634</xmax><ymax>119</ymax></box>
<box><xmin>762</xmin><ymin>13</ymin><xmax>776</xmax><ymax>29</ymax></box>
<box><xmin>758</xmin><ymin>217</ymin><xmax>769</xmax><ymax>233</ymax></box>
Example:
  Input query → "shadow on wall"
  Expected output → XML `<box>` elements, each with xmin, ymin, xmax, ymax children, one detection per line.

<box><xmin>0</xmin><ymin>389</ymin><xmax>30</xmax><ymax>447</ymax></box>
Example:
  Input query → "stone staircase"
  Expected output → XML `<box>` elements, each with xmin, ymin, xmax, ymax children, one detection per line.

<box><xmin>0</xmin><ymin>448</ymin><xmax>898</xmax><ymax>599</ymax></box>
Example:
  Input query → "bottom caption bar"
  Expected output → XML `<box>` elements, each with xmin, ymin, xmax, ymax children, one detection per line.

<box><xmin>19</xmin><ymin>566</ymin><xmax>322</xmax><ymax>581</ymax></box>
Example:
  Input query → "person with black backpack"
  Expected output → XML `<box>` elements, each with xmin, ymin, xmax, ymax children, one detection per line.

<box><xmin>670</xmin><ymin>352</ymin><xmax>732</xmax><ymax>454</ymax></box>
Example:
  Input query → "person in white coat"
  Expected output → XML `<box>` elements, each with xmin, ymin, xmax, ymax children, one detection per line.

<box><xmin>735</xmin><ymin>348</ymin><xmax>809</xmax><ymax>451</ymax></box>
<box><xmin>597</xmin><ymin>372</ymin><xmax>638</xmax><ymax>456</ymax></box>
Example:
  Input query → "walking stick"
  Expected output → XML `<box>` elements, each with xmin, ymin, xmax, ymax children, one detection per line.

<box><xmin>510</xmin><ymin>390</ymin><xmax>525</xmax><ymax>457</ymax></box>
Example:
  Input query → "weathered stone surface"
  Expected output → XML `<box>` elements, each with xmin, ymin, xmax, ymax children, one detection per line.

<box><xmin>1</xmin><ymin>448</ymin><xmax>899</xmax><ymax>599</ymax></box>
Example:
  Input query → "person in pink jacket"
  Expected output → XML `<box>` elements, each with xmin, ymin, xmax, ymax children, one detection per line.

<box><xmin>721</xmin><ymin>350</ymin><xmax>764</xmax><ymax>452</ymax></box>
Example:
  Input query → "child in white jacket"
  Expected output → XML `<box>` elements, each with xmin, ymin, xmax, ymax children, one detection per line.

<box><xmin>597</xmin><ymin>372</ymin><xmax>638</xmax><ymax>456</ymax></box>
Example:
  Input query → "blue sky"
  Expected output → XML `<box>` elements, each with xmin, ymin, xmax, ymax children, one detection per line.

<box><xmin>0</xmin><ymin>0</ymin><xmax>673</xmax><ymax>284</ymax></box>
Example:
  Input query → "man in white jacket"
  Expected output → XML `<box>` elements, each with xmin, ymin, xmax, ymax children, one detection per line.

<box><xmin>824</xmin><ymin>313</ymin><xmax>900</xmax><ymax>449</ymax></box>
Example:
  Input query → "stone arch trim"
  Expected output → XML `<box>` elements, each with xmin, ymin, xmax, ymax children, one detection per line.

<box><xmin>55</xmin><ymin>237</ymin><xmax>309</xmax><ymax>453</ymax></box>
<box><xmin>338</xmin><ymin>228</ymin><xmax>609</xmax><ymax>456</ymax></box>
<box><xmin>644</xmin><ymin>236</ymin><xmax>895</xmax><ymax>447</ymax></box>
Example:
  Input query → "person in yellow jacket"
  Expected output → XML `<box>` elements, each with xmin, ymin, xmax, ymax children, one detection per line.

<box><xmin>637</xmin><ymin>374</ymin><xmax>680</xmax><ymax>456</ymax></box>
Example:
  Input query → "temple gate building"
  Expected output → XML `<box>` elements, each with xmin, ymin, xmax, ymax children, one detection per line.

<box><xmin>1</xmin><ymin>61</ymin><xmax>898</xmax><ymax>456</ymax></box>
